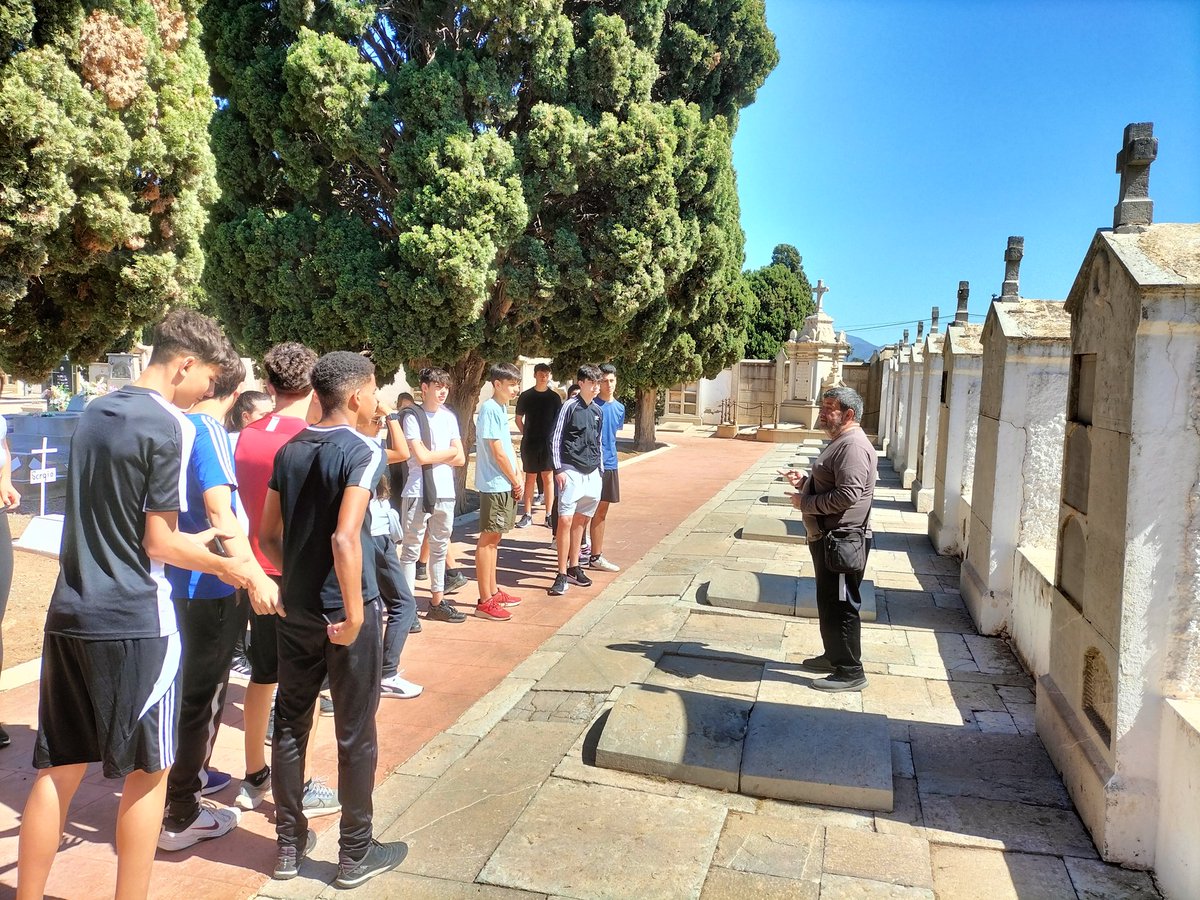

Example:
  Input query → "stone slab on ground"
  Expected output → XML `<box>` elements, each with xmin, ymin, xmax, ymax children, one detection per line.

<box><xmin>711</xmin><ymin>811</ymin><xmax>825</xmax><ymax>884</ymax></box>
<box><xmin>378</xmin><ymin>721</ymin><xmax>583</xmax><ymax>882</ymax></box>
<box><xmin>908</xmin><ymin>724</ymin><xmax>1073</xmax><ymax>808</ymax></box>
<box><xmin>706</xmin><ymin>565</ymin><xmax>877</xmax><ymax>623</ymax></box>
<box><xmin>706</xmin><ymin>566</ymin><xmax>798</xmax><ymax>616</ymax></box>
<box><xmin>919</xmin><ymin>793</ymin><xmax>1098</xmax><ymax>858</ymax></box>
<box><xmin>741</xmin><ymin>515</ymin><xmax>810</xmax><ymax>544</ymax></box>
<box><xmin>740</xmin><ymin>703</ymin><xmax>893</xmax><ymax>811</ymax></box>
<box><xmin>595</xmin><ymin>683</ymin><xmax>751</xmax><ymax>792</ymax></box>
<box><xmin>535</xmin><ymin>637</ymin><xmax>661</xmax><ymax>692</ymax></box>
<box><xmin>930</xmin><ymin>846</ymin><xmax>1077</xmax><ymax>900</ymax></box>
<box><xmin>644</xmin><ymin>652</ymin><xmax>764</xmax><ymax>700</ymax></box>
<box><xmin>822</xmin><ymin>826</ymin><xmax>933</xmax><ymax>889</ymax></box>
<box><xmin>479</xmin><ymin>778</ymin><xmax>726</xmax><ymax>899</ymax></box>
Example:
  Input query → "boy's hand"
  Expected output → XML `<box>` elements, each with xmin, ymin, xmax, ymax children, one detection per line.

<box><xmin>512</xmin><ymin>473</ymin><xmax>524</xmax><ymax>500</ymax></box>
<box><xmin>189</xmin><ymin>526</ymin><xmax>236</xmax><ymax>550</ymax></box>
<box><xmin>247</xmin><ymin>574</ymin><xmax>285</xmax><ymax>617</ymax></box>
<box><xmin>0</xmin><ymin>483</ymin><xmax>19</xmax><ymax>511</ymax></box>
<box><xmin>327</xmin><ymin>615</ymin><xmax>362</xmax><ymax>646</ymax></box>
<box><xmin>555</xmin><ymin>471</ymin><xmax>566</xmax><ymax>493</ymax></box>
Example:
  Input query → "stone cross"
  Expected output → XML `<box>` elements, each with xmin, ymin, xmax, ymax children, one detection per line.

<box><xmin>1001</xmin><ymin>236</ymin><xmax>1024</xmax><ymax>300</ymax></box>
<box><xmin>1114</xmin><ymin>122</ymin><xmax>1157</xmax><ymax>231</ymax></box>
<box><xmin>931</xmin><ymin>306</ymin><xmax>940</xmax><ymax>334</ymax></box>
<box><xmin>954</xmin><ymin>281</ymin><xmax>970</xmax><ymax>326</ymax></box>
<box><xmin>813</xmin><ymin>280</ymin><xmax>828</xmax><ymax>312</ymax></box>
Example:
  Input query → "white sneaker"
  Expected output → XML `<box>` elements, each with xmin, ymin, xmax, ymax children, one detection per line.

<box><xmin>158</xmin><ymin>804</ymin><xmax>240</xmax><ymax>851</ymax></box>
<box><xmin>380</xmin><ymin>674</ymin><xmax>423</xmax><ymax>699</ymax></box>
<box><xmin>589</xmin><ymin>555</ymin><xmax>620</xmax><ymax>572</ymax></box>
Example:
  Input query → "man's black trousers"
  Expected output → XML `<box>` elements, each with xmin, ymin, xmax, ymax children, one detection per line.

<box><xmin>808</xmin><ymin>536</ymin><xmax>871</xmax><ymax>678</ymax></box>
<box><xmin>166</xmin><ymin>593</ymin><xmax>245</xmax><ymax>825</ymax></box>
<box><xmin>273</xmin><ymin>600</ymin><xmax>382</xmax><ymax>859</ymax></box>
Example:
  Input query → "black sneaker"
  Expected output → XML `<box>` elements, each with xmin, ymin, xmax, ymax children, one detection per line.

<box><xmin>565</xmin><ymin>566</ymin><xmax>592</xmax><ymax>587</ymax></box>
<box><xmin>548</xmin><ymin>574</ymin><xmax>569</xmax><ymax>596</ymax></box>
<box><xmin>426</xmin><ymin>601</ymin><xmax>466</xmax><ymax>623</ymax></box>
<box><xmin>0</xmin><ymin>724</ymin><xmax>10</xmax><ymax>749</ymax></box>
<box><xmin>810</xmin><ymin>673</ymin><xmax>868</xmax><ymax>693</ymax></box>
<box><xmin>335</xmin><ymin>839</ymin><xmax>409</xmax><ymax>889</ymax></box>
<box><xmin>415</xmin><ymin>562</ymin><xmax>428</xmax><ymax>581</ymax></box>
<box><xmin>799</xmin><ymin>655</ymin><xmax>835</xmax><ymax>673</ymax></box>
<box><xmin>443</xmin><ymin>570</ymin><xmax>469</xmax><ymax>593</ymax></box>
<box><xmin>273</xmin><ymin>829</ymin><xmax>317</xmax><ymax>880</ymax></box>
<box><xmin>409</xmin><ymin>617</ymin><xmax>422</xmax><ymax>633</ymax></box>
<box><xmin>515</xmin><ymin>514</ymin><xmax>533</xmax><ymax>528</ymax></box>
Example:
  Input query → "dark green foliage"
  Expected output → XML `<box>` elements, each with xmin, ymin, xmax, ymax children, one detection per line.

<box><xmin>0</xmin><ymin>0</ymin><xmax>217</xmax><ymax>377</ymax></box>
<box><xmin>771</xmin><ymin>242</ymin><xmax>803</xmax><ymax>274</ymax></box>
<box><xmin>744</xmin><ymin>245</ymin><xmax>814</xmax><ymax>360</ymax></box>
<box><xmin>200</xmin><ymin>0</ymin><xmax>777</xmax><ymax>429</ymax></box>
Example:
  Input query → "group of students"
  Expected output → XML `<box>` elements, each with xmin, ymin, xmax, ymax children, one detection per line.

<box><xmin>12</xmin><ymin>309</ymin><xmax>626</xmax><ymax>898</ymax></box>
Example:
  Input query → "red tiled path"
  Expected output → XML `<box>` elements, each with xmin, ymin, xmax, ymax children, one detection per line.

<box><xmin>0</xmin><ymin>430</ymin><xmax>770</xmax><ymax>898</ymax></box>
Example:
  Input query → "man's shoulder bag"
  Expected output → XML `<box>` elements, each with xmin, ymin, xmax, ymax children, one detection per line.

<box><xmin>823</xmin><ymin>525</ymin><xmax>868</xmax><ymax>574</ymax></box>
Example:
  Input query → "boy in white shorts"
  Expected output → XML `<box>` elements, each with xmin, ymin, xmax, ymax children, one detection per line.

<box><xmin>547</xmin><ymin>365</ymin><xmax>603</xmax><ymax>596</ymax></box>
<box><xmin>397</xmin><ymin>368</ymin><xmax>466</xmax><ymax>621</ymax></box>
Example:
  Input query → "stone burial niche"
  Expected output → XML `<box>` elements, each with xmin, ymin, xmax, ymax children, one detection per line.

<box><xmin>1036</xmin><ymin>123</ymin><xmax>1200</xmax><ymax>870</ymax></box>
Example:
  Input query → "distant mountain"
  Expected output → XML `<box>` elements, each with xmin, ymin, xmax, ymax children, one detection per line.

<box><xmin>845</xmin><ymin>334</ymin><xmax>880</xmax><ymax>362</ymax></box>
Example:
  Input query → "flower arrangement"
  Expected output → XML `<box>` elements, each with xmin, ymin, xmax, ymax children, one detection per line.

<box><xmin>46</xmin><ymin>384</ymin><xmax>71</xmax><ymax>411</ymax></box>
<box><xmin>82</xmin><ymin>377</ymin><xmax>110</xmax><ymax>397</ymax></box>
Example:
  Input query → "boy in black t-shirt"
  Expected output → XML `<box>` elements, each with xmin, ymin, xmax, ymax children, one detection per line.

<box><xmin>17</xmin><ymin>311</ymin><xmax>264</xmax><ymax>900</ymax></box>
<box><xmin>258</xmin><ymin>352</ymin><xmax>408</xmax><ymax>888</ymax></box>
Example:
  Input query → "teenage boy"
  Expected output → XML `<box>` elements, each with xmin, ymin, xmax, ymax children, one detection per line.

<box><xmin>17</xmin><ymin>311</ymin><xmax>264</xmax><ymax>900</ymax></box>
<box><xmin>398</xmin><ymin>368</ymin><xmax>466</xmax><ymax>622</ymax></box>
<box><xmin>515</xmin><ymin>363</ymin><xmax>561</xmax><ymax>528</ymax></box>
<box><xmin>159</xmin><ymin>355</ymin><xmax>281</xmax><ymax>851</ymax></box>
<box><xmin>233</xmin><ymin>343</ymin><xmax>337</xmax><ymax>816</ymax></box>
<box><xmin>587</xmin><ymin>363</ymin><xmax>624</xmax><ymax>572</ymax></box>
<box><xmin>474</xmin><ymin>363</ymin><xmax>525</xmax><ymax>621</ymax></box>
<box><xmin>547</xmin><ymin>365</ymin><xmax>603</xmax><ymax>596</ymax></box>
<box><xmin>259</xmin><ymin>351</ymin><xmax>406</xmax><ymax>887</ymax></box>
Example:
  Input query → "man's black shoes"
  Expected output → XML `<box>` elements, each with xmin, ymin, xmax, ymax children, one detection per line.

<box><xmin>810</xmin><ymin>673</ymin><xmax>868</xmax><ymax>693</ymax></box>
<box><xmin>799</xmin><ymin>655</ymin><xmax>835</xmax><ymax>673</ymax></box>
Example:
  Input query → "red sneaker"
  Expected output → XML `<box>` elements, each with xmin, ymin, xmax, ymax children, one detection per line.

<box><xmin>495</xmin><ymin>589</ymin><xmax>523</xmax><ymax>608</ymax></box>
<box><xmin>475</xmin><ymin>596</ymin><xmax>512</xmax><ymax>621</ymax></box>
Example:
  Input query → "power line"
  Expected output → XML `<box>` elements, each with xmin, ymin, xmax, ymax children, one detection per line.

<box><xmin>837</xmin><ymin>312</ymin><xmax>987</xmax><ymax>333</ymax></box>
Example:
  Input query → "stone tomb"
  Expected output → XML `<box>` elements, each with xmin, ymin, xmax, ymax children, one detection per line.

<box><xmin>1038</xmin><ymin>217</ymin><xmax>1200</xmax><ymax>873</ymax></box>
<box><xmin>910</xmin><ymin>311</ymin><xmax>944</xmax><ymax>512</ymax></box>
<box><xmin>929</xmin><ymin>321</ymin><xmax>984</xmax><ymax>556</ymax></box>
<box><xmin>898</xmin><ymin>328</ymin><xmax>925</xmax><ymax>489</ymax></box>
<box><xmin>960</xmin><ymin>297</ymin><xmax>1070</xmax><ymax>637</ymax></box>
<box><xmin>596</xmin><ymin>656</ymin><xmax>893</xmax><ymax>811</ymax></box>
<box><xmin>705</xmin><ymin>564</ymin><xmax>877</xmax><ymax>622</ymax></box>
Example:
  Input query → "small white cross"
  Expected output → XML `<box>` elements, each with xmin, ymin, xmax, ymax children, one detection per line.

<box><xmin>28</xmin><ymin>438</ymin><xmax>58</xmax><ymax>517</ymax></box>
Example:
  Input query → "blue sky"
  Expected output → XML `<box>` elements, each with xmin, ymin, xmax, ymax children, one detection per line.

<box><xmin>733</xmin><ymin>0</ymin><xmax>1200</xmax><ymax>345</ymax></box>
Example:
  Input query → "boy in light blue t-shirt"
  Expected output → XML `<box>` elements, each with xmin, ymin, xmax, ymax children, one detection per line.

<box><xmin>473</xmin><ymin>362</ymin><xmax>524</xmax><ymax>622</ymax></box>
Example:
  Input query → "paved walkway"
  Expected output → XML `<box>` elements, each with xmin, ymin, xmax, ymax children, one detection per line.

<box><xmin>0</xmin><ymin>435</ymin><xmax>1163</xmax><ymax>898</ymax></box>
<box><xmin>0</xmin><ymin>430</ymin><xmax>771</xmax><ymax>899</ymax></box>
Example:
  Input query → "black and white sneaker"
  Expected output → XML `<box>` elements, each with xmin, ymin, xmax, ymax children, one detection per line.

<box><xmin>515</xmin><ymin>514</ymin><xmax>533</xmax><ymax>528</ymax></box>
<box><xmin>565</xmin><ymin>566</ymin><xmax>592</xmax><ymax>587</ymax></box>
<box><xmin>548</xmin><ymin>574</ymin><xmax>569</xmax><ymax>596</ymax></box>
<box><xmin>335</xmin><ymin>839</ymin><xmax>408</xmax><ymax>889</ymax></box>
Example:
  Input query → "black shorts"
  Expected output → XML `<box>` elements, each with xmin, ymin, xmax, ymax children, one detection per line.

<box><xmin>246</xmin><ymin>575</ymin><xmax>282</xmax><ymax>684</ymax></box>
<box><xmin>520</xmin><ymin>441</ymin><xmax>553</xmax><ymax>474</ymax></box>
<box><xmin>35</xmin><ymin>632</ymin><xmax>181</xmax><ymax>777</ymax></box>
<box><xmin>600</xmin><ymin>468</ymin><xmax>620</xmax><ymax>504</ymax></box>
